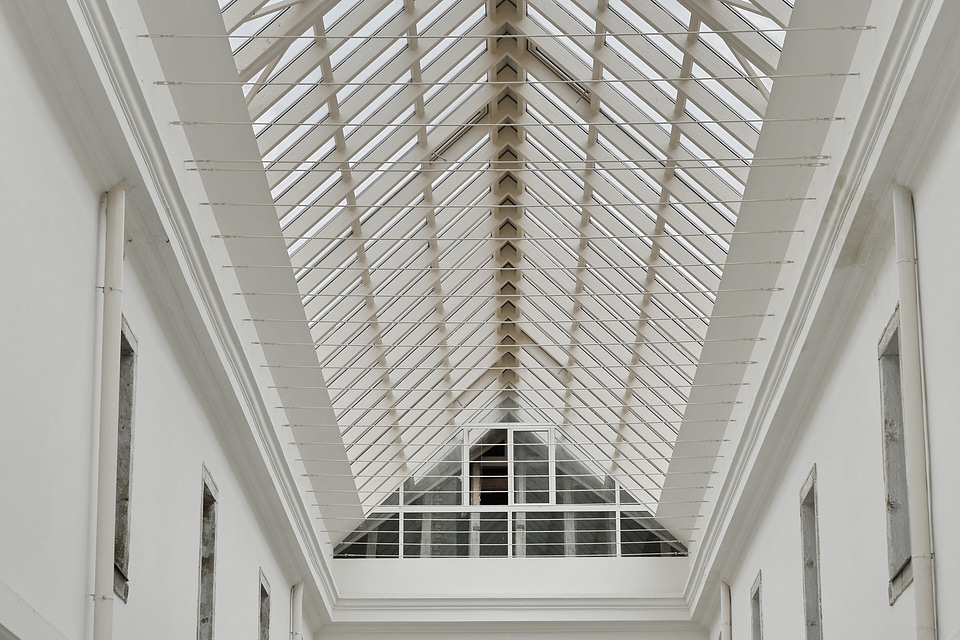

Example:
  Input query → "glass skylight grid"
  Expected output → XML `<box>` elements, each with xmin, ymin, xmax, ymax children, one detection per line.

<box><xmin>219</xmin><ymin>0</ymin><xmax>793</xmax><ymax>521</ymax></box>
<box><xmin>228</xmin><ymin>11</ymin><xmax>276</xmax><ymax>54</ymax></box>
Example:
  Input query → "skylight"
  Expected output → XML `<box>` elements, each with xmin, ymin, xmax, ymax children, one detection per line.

<box><xmin>217</xmin><ymin>0</ymin><xmax>793</xmax><ymax>546</ymax></box>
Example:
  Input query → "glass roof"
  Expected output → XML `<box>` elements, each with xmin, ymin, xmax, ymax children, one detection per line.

<box><xmin>217</xmin><ymin>0</ymin><xmax>794</xmax><ymax>531</ymax></box>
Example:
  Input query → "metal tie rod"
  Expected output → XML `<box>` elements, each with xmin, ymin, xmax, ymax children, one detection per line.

<box><xmin>248</xmin><ymin>313</ymin><xmax>773</xmax><ymax>324</ymax></box>
<box><xmin>308</xmin><ymin>487</ymin><xmax>710</xmax><ymax>497</ymax></box>
<box><xmin>234</xmin><ymin>261</ymin><xmax>791</xmax><ymax>272</ymax></box>
<box><xmin>141</xmin><ymin>26</ymin><xmax>875</xmax><ymax>41</ymax></box>
<box><xmin>330</xmin><ymin>521</ymin><xmax>692</xmax><ymax>530</ymax></box>
<box><xmin>190</xmin><ymin>161</ymin><xmax>825</xmax><ymax>171</ymax></box>
<box><xmin>309</xmin><ymin>494</ymin><xmax>707</xmax><ymax>505</ymax></box>
<box><xmin>340</xmin><ymin>468</ymin><xmax>702</xmax><ymax>480</ymax></box>
<box><xmin>337</xmin><ymin>410</ymin><xmax>689</xmax><ymax>422</ymax></box>
<box><xmin>332</xmin><ymin>511</ymin><xmax>692</xmax><ymax>521</ymax></box>
<box><xmin>256</xmin><ymin>337</ymin><xmax>762</xmax><ymax>347</ymax></box>
<box><xmin>266</xmin><ymin>361</ymin><xmax>754</xmax><ymax>370</ymax></box>
<box><xmin>187</xmin><ymin>154</ymin><xmax>830</xmax><ymax>167</ymax></box>
<box><xmin>190</xmin><ymin>162</ymin><xmax>827</xmax><ymax>174</ymax></box>
<box><xmin>158</xmin><ymin>72</ymin><xmax>857</xmax><ymax>88</ymax></box>
<box><xmin>300</xmin><ymin>468</ymin><xmax>723</xmax><ymax>479</ymax></box>
<box><xmin>300</xmin><ymin>452</ymin><xmax>722</xmax><ymax>464</ymax></box>
<box><xmin>331</xmin><ymin>513</ymin><xmax>697</xmax><ymax>522</ymax></box>
<box><xmin>238</xmin><ymin>287</ymin><xmax>782</xmax><ymax>298</ymax></box>
<box><xmin>280</xmin><ymin>382</ymin><xmax>743</xmax><ymax>391</ymax></box>
<box><xmin>174</xmin><ymin>116</ymin><xmax>843</xmax><ymax>127</ymax></box>
<box><xmin>294</xmin><ymin>401</ymin><xmax>739</xmax><ymax>411</ymax></box>
<box><xmin>333</xmin><ymin>400</ymin><xmax>695</xmax><ymax>412</ymax></box>
<box><xmin>332</xmin><ymin>425</ymin><xmax>691</xmax><ymax>433</ymax></box>
<box><xmin>295</xmin><ymin>438</ymin><xmax>725</xmax><ymax>448</ymax></box>
<box><xmin>216</xmin><ymin>229</ymin><xmax>799</xmax><ymax>241</ymax></box>
<box><xmin>284</xmin><ymin>419</ymin><xmax>730</xmax><ymax>428</ymax></box>
<box><xmin>313</xmin><ymin>382</ymin><xmax>731</xmax><ymax>393</ymax></box>
<box><xmin>205</xmin><ymin>196</ymin><xmax>812</xmax><ymax>208</ymax></box>
<box><xmin>342</xmin><ymin>436</ymin><xmax>685</xmax><ymax>447</ymax></box>
<box><xmin>191</xmin><ymin>162</ymin><xmax>825</xmax><ymax>174</ymax></box>
<box><xmin>330</xmin><ymin>515</ymin><xmax>696</xmax><ymax>525</ymax></box>
<box><xmin>317</xmin><ymin>445</ymin><xmax>711</xmax><ymax>455</ymax></box>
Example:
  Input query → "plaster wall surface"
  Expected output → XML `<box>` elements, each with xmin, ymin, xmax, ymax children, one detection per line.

<box><xmin>6</xmin><ymin>0</ymin><xmax>960</xmax><ymax>639</ymax></box>
<box><xmin>697</xmin><ymin>0</ymin><xmax>960</xmax><ymax>637</ymax></box>
<box><xmin>715</xmin><ymin>228</ymin><xmax>915</xmax><ymax>640</ymax></box>
<box><xmin>0</xmin><ymin>5</ymin><xmax>315</xmax><ymax>640</ymax></box>
<box><xmin>112</xmin><ymin>255</ymin><xmax>311</xmax><ymax>640</ymax></box>
<box><xmin>0</xmin><ymin>3</ymin><xmax>103</xmax><ymax>636</ymax></box>
<box><xmin>909</xmin><ymin>73</ymin><xmax>960</xmax><ymax>640</ymax></box>
<box><xmin>703</xmin><ymin>20</ymin><xmax>960</xmax><ymax>634</ymax></box>
<box><xmin>333</xmin><ymin>556</ymin><xmax>688</xmax><ymax>599</ymax></box>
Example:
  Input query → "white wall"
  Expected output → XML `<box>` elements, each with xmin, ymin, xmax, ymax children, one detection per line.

<box><xmin>327</xmin><ymin>556</ymin><xmax>701</xmax><ymax>638</ymax></box>
<box><xmin>112</xmin><ymin>254</ymin><xmax>309</xmax><ymax>640</ymax></box>
<box><xmin>698</xmin><ymin>1</ymin><xmax>960</xmax><ymax>636</ymax></box>
<box><xmin>6</xmin><ymin>0</ymin><xmax>960</xmax><ymax>638</ymax></box>
<box><xmin>706</xmin><ymin>107</ymin><xmax>960</xmax><ymax>638</ymax></box>
<box><xmin>911</xmin><ymin>71</ymin><xmax>960</xmax><ymax>640</ymax></box>
<box><xmin>0</xmin><ymin>2</ymin><xmax>102</xmax><ymax>636</ymax></box>
<box><xmin>709</xmin><ymin>232</ymin><xmax>917</xmax><ymax>640</ymax></box>
<box><xmin>0</xmin><ymin>2</ymin><xmax>315</xmax><ymax>639</ymax></box>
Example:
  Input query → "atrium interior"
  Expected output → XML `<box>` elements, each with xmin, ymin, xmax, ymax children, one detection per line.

<box><xmin>3</xmin><ymin>0</ymin><xmax>960</xmax><ymax>638</ymax></box>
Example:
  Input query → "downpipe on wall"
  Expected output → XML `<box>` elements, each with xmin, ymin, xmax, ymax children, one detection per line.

<box><xmin>719</xmin><ymin>581</ymin><xmax>732</xmax><ymax>640</ymax></box>
<box><xmin>892</xmin><ymin>185</ymin><xmax>937</xmax><ymax>640</ymax></box>
<box><xmin>291</xmin><ymin>582</ymin><xmax>304</xmax><ymax>639</ymax></box>
<box><xmin>92</xmin><ymin>184</ymin><xmax>125</xmax><ymax>640</ymax></box>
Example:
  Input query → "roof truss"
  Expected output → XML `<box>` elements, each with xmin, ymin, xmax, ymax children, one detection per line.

<box><xmin>217</xmin><ymin>0</ymin><xmax>793</xmax><ymax>524</ymax></box>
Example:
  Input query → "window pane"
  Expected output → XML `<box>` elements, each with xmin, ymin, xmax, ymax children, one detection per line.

<box><xmin>515</xmin><ymin>431</ymin><xmax>549</xmax><ymax>504</ymax></box>
<box><xmin>575</xmin><ymin>511</ymin><xmax>614</xmax><ymax>556</ymax></box>
<box><xmin>518</xmin><ymin>511</ymin><xmax>564</xmax><ymax>556</ymax></box>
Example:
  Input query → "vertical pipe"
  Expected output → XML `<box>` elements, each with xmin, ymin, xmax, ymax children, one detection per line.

<box><xmin>86</xmin><ymin>196</ymin><xmax>108</xmax><ymax>640</ymax></box>
<box><xmin>892</xmin><ymin>185</ymin><xmax>937</xmax><ymax>640</ymax></box>
<box><xmin>93</xmin><ymin>185</ymin><xmax>125</xmax><ymax>640</ymax></box>
<box><xmin>720</xmin><ymin>581</ymin><xmax>732</xmax><ymax>640</ymax></box>
<box><xmin>290</xmin><ymin>582</ymin><xmax>304</xmax><ymax>640</ymax></box>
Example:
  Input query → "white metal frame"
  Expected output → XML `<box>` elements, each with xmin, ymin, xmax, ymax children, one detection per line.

<box><xmin>214</xmin><ymin>0</ymin><xmax>795</xmax><ymax>531</ymax></box>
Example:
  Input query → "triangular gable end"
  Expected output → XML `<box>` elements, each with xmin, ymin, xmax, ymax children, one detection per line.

<box><xmin>335</xmin><ymin>420</ymin><xmax>687</xmax><ymax>558</ymax></box>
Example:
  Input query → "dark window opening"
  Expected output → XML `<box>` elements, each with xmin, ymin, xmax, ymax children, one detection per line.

<box><xmin>800</xmin><ymin>467</ymin><xmax>822</xmax><ymax>640</ymax></box>
<box><xmin>258</xmin><ymin>575</ymin><xmax>270</xmax><ymax>640</ymax></box>
<box><xmin>114</xmin><ymin>321</ymin><xmax>136</xmax><ymax>601</ymax></box>
<box><xmin>879</xmin><ymin>313</ymin><xmax>911</xmax><ymax>599</ymax></box>
<box><xmin>750</xmin><ymin>573</ymin><xmax>763</xmax><ymax>640</ymax></box>
<box><xmin>198</xmin><ymin>476</ymin><xmax>218</xmax><ymax>640</ymax></box>
<box><xmin>470</xmin><ymin>430</ymin><xmax>508</xmax><ymax>506</ymax></box>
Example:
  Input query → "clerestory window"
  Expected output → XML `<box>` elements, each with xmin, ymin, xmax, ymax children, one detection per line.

<box><xmin>335</xmin><ymin>425</ymin><xmax>686</xmax><ymax>558</ymax></box>
<box><xmin>879</xmin><ymin>310</ymin><xmax>912</xmax><ymax>602</ymax></box>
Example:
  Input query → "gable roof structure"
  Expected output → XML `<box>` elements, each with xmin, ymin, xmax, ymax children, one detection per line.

<box><xmin>194</xmin><ymin>0</ymin><xmax>837</xmax><ymax>549</ymax></box>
